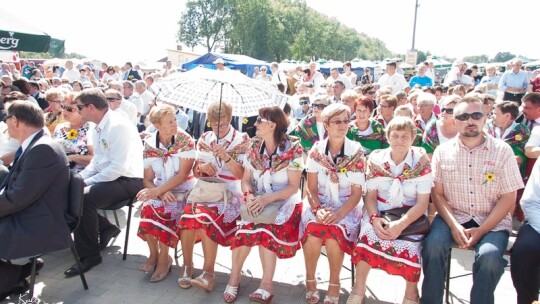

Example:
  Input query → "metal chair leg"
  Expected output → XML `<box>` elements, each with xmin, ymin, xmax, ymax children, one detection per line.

<box><xmin>445</xmin><ymin>248</ymin><xmax>452</xmax><ymax>304</ymax></box>
<box><xmin>28</xmin><ymin>257</ymin><xmax>37</xmax><ymax>299</ymax></box>
<box><xmin>112</xmin><ymin>210</ymin><xmax>120</xmax><ymax>227</ymax></box>
<box><xmin>71</xmin><ymin>246</ymin><xmax>89</xmax><ymax>290</ymax></box>
<box><xmin>123</xmin><ymin>201</ymin><xmax>133</xmax><ymax>260</ymax></box>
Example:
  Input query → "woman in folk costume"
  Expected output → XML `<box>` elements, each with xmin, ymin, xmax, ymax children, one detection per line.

<box><xmin>346</xmin><ymin>96</ymin><xmax>388</xmax><ymax>156</ymax></box>
<box><xmin>348</xmin><ymin>117</ymin><xmax>433</xmax><ymax>304</ymax></box>
<box><xmin>178</xmin><ymin>101</ymin><xmax>250</xmax><ymax>291</ymax></box>
<box><xmin>223</xmin><ymin>106</ymin><xmax>304</xmax><ymax>304</ymax></box>
<box><xmin>290</xmin><ymin>94</ymin><xmax>331</xmax><ymax>154</ymax></box>
<box><xmin>136</xmin><ymin>105</ymin><xmax>196</xmax><ymax>282</ymax></box>
<box><xmin>302</xmin><ymin>104</ymin><xmax>366</xmax><ymax>304</ymax></box>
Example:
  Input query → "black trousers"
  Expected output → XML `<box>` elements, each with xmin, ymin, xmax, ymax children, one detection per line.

<box><xmin>0</xmin><ymin>260</ymin><xmax>22</xmax><ymax>293</ymax></box>
<box><xmin>503</xmin><ymin>92</ymin><xmax>525</xmax><ymax>104</ymax></box>
<box><xmin>510</xmin><ymin>223</ymin><xmax>540</xmax><ymax>304</ymax></box>
<box><xmin>74</xmin><ymin>177</ymin><xmax>143</xmax><ymax>259</ymax></box>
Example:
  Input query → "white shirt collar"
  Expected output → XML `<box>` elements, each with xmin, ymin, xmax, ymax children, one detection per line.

<box><xmin>20</xmin><ymin>130</ymin><xmax>42</xmax><ymax>153</ymax></box>
<box><xmin>381</xmin><ymin>147</ymin><xmax>414</xmax><ymax>168</ymax></box>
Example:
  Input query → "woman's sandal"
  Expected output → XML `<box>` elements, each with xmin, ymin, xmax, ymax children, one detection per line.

<box><xmin>190</xmin><ymin>271</ymin><xmax>215</xmax><ymax>292</ymax></box>
<box><xmin>150</xmin><ymin>256</ymin><xmax>172</xmax><ymax>283</ymax></box>
<box><xmin>346</xmin><ymin>293</ymin><xmax>365</xmax><ymax>304</ymax></box>
<box><xmin>323</xmin><ymin>283</ymin><xmax>340</xmax><ymax>304</ymax></box>
<box><xmin>249</xmin><ymin>288</ymin><xmax>274</xmax><ymax>304</ymax></box>
<box><xmin>138</xmin><ymin>260</ymin><xmax>156</xmax><ymax>273</ymax></box>
<box><xmin>177</xmin><ymin>264</ymin><xmax>193</xmax><ymax>289</ymax></box>
<box><xmin>305</xmin><ymin>279</ymin><xmax>320</xmax><ymax>304</ymax></box>
<box><xmin>223</xmin><ymin>284</ymin><xmax>240</xmax><ymax>303</ymax></box>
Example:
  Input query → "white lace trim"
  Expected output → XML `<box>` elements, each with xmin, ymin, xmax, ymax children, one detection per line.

<box><xmin>236</xmin><ymin>227</ymin><xmax>299</xmax><ymax>247</ymax></box>
<box><xmin>357</xmin><ymin>215</ymin><xmax>422</xmax><ymax>261</ymax></box>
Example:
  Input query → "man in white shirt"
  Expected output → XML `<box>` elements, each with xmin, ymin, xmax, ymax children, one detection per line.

<box><xmin>61</xmin><ymin>60</ymin><xmax>80</xmax><ymax>83</ymax></box>
<box><xmin>122</xmin><ymin>81</ymin><xmax>143</xmax><ymax>117</ymax></box>
<box><xmin>342</xmin><ymin>61</ymin><xmax>357</xmax><ymax>86</ymax></box>
<box><xmin>511</xmin><ymin>159</ymin><xmax>540</xmax><ymax>304</ymax></box>
<box><xmin>64</xmin><ymin>88</ymin><xmax>143</xmax><ymax>277</ymax></box>
<box><xmin>327</xmin><ymin>68</ymin><xmax>352</xmax><ymax>90</ymax></box>
<box><xmin>270</xmin><ymin>62</ymin><xmax>287</xmax><ymax>93</ymax></box>
<box><xmin>308</xmin><ymin>62</ymin><xmax>325</xmax><ymax>91</ymax></box>
<box><xmin>135</xmin><ymin>80</ymin><xmax>155</xmax><ymax>116</ymax></box>
<box><xmin>104</xmin><ymin>89</ymin><xmax>138</xmax><ymax>126</ymax></box>
<box><xmin>377</xmin><ymin>62</ymin><xmax>410</xmax><ymax>95</ymax></box>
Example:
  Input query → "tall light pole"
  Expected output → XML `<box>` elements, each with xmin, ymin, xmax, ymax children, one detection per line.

<box><xmin>411</xmin><ymin>0</ymin><xmax>419</xmax><ymax>51</ymax></box>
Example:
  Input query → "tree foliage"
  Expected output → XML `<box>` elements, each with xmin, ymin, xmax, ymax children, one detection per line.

<box><xmin>177</xmin><ymin>0</ymin><xmax>392</xmax><ymax>61</ymax></box>
<box><xmin>19</xmin><ymin>51</ymin><xmax>85</xmax><ymax>59</ymax></box>
<box><xmin>492</xmin><ymin>52</ymin><xmax>515</xmax><ymax>63</ymax></box>
<box><xmin>462</xmin><ymin>55</ymin><xmax>489</xmax><ymax>64</ymax></box>
<box><xmin>178</xmin><ymin>0</ymin><xmax>230</xmax><ymax>52</ymax></box>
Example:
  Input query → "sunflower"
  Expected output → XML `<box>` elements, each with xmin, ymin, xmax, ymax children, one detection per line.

<box><xmin>514</xmin><ymin>134</ymin><xmax>522</xmax><ymax>141</ymax></box>
<box><xmin>242</xmin><ymin>117</ymin><xmax>249</xmax><ymax>124</ymax></box>
<box><xmin>483</xmin><ymin>172</ymin><xmax>495</xmax><ymax>184</ymax></box>
<box><xmin>339</xmin><ymin>168</ymin><xmax>348</xmax><ymax>174</ymax></box>
<box><xmin>66</xmin><ymin>129</ymin><xmax>78</xmax><ymax>140</ymax></box>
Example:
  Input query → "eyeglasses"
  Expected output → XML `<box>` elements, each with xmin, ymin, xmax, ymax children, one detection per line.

<box><xmin>441</xmin><ymin>108</ymin><xmax>454</xmax><ymax>114</ymax></box>
<box><xmin>299</xmin><ymin>100</ymin><xmax>309</xmax><ymax>105</ymax></box>
<box><xmin>379</xmin><ymin>104</ymin><xmax>389</xmax><ymax>108</ymax></box>
<box><xmin>106</xmin><ymin>97</ymin><xmax>121</xmax><ymax>102</ymax></box>
<box><xmin>312</xmin><ymin>103</ymin><xmax>328</xmax><ymax>110</ymax></box>
<box><xmin>75</xmin><ymin>104</ymin><xmax>89</xmax><ymax>110</ymax></box>
<box><xmin>255</xmin><ymin>117</ymin><xmax>270</xmax><ymax>124</ymax></box>
<box><xmin>61</xmin><ymin>105</ymin><xmax>77</xmax><ymax>113</ymax></box>
<box><xmin>366</xmin><ymin>91</ymin><xmax>376</xmax><ymax>95</ymax></box>
<box><xmin>2</xmin><ymin>114</ymin><xmax>13</xmax><ymax>122</ymax></box>
<box><xmin>328</xmin><ymin>119</ymin><xmax>351</xmax><ymax>125</ymax></box>
<box><xmin>454</xmin><ymin>112</ymin><xmax>484</xmax><ymax>121</ymax></box>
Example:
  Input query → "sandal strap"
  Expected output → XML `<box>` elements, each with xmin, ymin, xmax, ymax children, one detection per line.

<box><xmin>328</xmin><ymin>283</ymin><xmax>341</xmax><ymax>287</ymax></box>
<box><xmin>224</xmin><ymin>284</ymin><xmax>239</xmax><ymax>297</ymax></box>
<box><xmin>252</xmin><ymin>288</ymin><xmax>271</xmax><ymax>300</ymax></box>
<box><xmin>180</xmin><ymin>264</ymin><xmax>193</xmax><ymax>278</ymax></box>
<box><xmin>194</xmin><ymin>271</ymin><xmax>214</xmax><ymax>285</ymax></box>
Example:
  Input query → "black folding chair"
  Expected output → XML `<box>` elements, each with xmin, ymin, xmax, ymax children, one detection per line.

<box><xmin>28</xmin><ymin>170</ymin><xmax>89</xmax><ymax>299</ymax></box>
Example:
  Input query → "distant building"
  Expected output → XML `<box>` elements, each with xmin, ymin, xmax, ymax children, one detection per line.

<box><xmin>164</xmin><ymin>45</ymin><xmax>203</xmax><ymax>67</ymax></box>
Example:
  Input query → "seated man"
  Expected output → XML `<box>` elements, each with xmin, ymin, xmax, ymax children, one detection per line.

<box><xmin>421</xmin><ymin>96</ymin><xmax>524</xmax><ymax>304</ymax></box>
<box><xmin>64</xmin><ymin>88</ymin><xmax>144</xmax><ymax>277</ymax></box>
<box><xmin>511</xmin><ymin>159</ymin><xmax>540</xmax><ymax>304</ymax></box>
<box><xmin>0</xmin><ymin>101</ymin><xmax>72</xmax><ymax>300</ymax></box>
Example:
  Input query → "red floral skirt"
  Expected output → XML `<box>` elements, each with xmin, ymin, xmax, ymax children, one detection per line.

<box><xmin>178</xmin><ymin>203</ymin><xmax>239</xmax><ymax>246</ymax></box>
<box><xmin>231</xmin><ymin>203</ymin><xmax>302</xmax><ymax>259</ymax></box>
<box><xmin>137</xmin><ymin>204</ymin><xmax>179</xmax><ymax>248</ymax></box>
<box><xmin>302</xmin><ymin>223</ymin><xmax>355</xmax><ymax>255</ymax></box>
<box><xmin>351</xmin><ymin>234</ymin><xmax>421</xmax><ymax>282</ymax></box>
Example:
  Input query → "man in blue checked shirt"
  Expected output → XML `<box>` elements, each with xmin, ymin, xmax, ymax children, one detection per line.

<box><xmin>499</xmin><ymin>60</ymin><xmax>529</xmax><ymax>104</ymax></box>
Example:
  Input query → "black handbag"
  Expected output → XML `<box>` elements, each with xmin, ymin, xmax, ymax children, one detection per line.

<box><xmin>380</xmin><ymin>206</ymin><xmax>431</xmax><ymax>242</ymax></box>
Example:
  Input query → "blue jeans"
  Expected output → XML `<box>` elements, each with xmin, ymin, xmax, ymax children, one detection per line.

<box><xmin>421</xmin><ymin>215</ymin><xmax>508</xmax><ymax>304</ymax></box>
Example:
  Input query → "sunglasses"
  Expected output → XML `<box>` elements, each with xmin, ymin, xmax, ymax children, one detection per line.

<box><xmin>75</xmin><ymin>104</ymin><xmax>89</xmax><ymax>110</ymax></box>
<box><xmin>454</xmin><ymin>112</ymin><xmax>484</xmax><ymax>121</ymax></box>
<box><xmin>312</xmin><ymin>103</ymin><xmax>328</xmax><ymax>110</ymax></box>
<box><xmin>61</xmin><ymin>105</ymin><xmax>77</xmax><ymax>113</ymax></box>
<box><xmin>2</xmin><ymin>114</ymin><xmax>13</xmax><ymax>122</ymax></box>
<box><xmin>328</xmin><ymin>119</ymin><xmax>351</xmax><ymax>125</ymax></box>
<box><xmin>255</xmin><ymin>117</ymin><xmax>270</xmax><ymax>124</ymax></box>
<box><xmin>299</xmin><ymin>100</ymin><xmax>309</xmax><ymax>105</ymax></box>
<box><xmin>441</xmin><ymin>108</ymin><xmax>454</xmax><ymax>114</ymax></box>
<box><xmin>106</xmin><ymin>97</ymin><xmax>121</xmax><ymax>102</ymax></box>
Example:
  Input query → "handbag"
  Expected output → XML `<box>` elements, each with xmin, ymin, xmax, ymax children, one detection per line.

<box><xmin>240</xmin><ymin>199</ymin><xmax>286</xmax><ymax>224</ymax></box>
<box><xmin>187</xmin><ymin>177</ymin><xmax>232</xmax><ymax>205</ymax></box>
<box><xmin>380</xmin><ymin>206</ymin><xmax>431</xmax><ymax>242</ymax></box>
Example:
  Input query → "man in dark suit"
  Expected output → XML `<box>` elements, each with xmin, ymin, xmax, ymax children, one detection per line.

<box><xmin>28</xmin><ymin>81</ymin><xmax>48</xmax><ymax>110</ymax></box>
<box><xmin>123</xmin><ymin>62</ymin><xmax>142</xmax><ymax>81</ymax></box>
<box><xmin>0</xmin><ymin>101</ymin><xmax>72</xmax><ymax>300</ymax></box>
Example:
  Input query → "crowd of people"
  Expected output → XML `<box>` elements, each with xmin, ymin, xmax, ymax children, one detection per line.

<box><xmin>0</xmin><ymin>57</ymin><xmax>539</xmax><ymax>304</ymax></box>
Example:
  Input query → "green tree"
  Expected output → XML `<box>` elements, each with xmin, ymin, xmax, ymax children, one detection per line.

<box><xmin>177</xmin><ymin>0</ymin><xmax>230</xmax><ymax>52</ymax></box>
<box><xmin>492</xmin><ymin>52</ymin><xmax>515</xmax><ymax>63</ymax></box>
<box><xmin>463</xmin><ymin>55</ymin><xmax>489</xmax><ymax>63</ymax></box>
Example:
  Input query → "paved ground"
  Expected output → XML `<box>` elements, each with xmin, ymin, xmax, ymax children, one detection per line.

<box><xmin>1</xmin><ymin>206</ymin><xmax>518</xmax><ymax>304</ymax></box>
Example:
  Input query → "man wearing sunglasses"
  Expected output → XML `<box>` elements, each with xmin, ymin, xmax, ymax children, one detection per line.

<box><xmin>422</xmin><ymin>96</ymin><xmax>524</xmax><ymax>304</ymax></box>
<box><xmin>64</xmin><ymin>88</ymin><xmax>143</xmax><ymax>277</ymax></box>
<box><xmin>293</xmin><ymin>94</ymin><xmax>310</xmax><ymax>121</ymax></box>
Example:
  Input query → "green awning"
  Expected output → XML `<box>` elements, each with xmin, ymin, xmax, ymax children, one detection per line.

<box><xmin>0</xmin><ymin>10</ymin><xmax>63</xmax><ymax>53</ymax></box>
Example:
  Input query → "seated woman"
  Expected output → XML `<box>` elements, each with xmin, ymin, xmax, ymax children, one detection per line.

<box><xmin>178</xmin><ymin>101</ymin><xmax>250</xmax><ymax>291</ymax></box>
<box><xmin>421</xmin><ymin>95</ymin><xmax>460</xmax><ymax>159</ymax></box>
<box><xmin>53</xmin><ymin>92</ymin><xmax>94</xmax><ymax>172</ymax></box>
<box><xmin>291</xmin><ymin>94</ymin><xmax>331</xmax><ymax>155</ymax></box>
<box><xmin>303</xmin><ymin>104</ymin><xmax>365</xmax><ymax>304</ymax></box>
<box><xmin>348</xmin><ymin>117</ymin><xmax>433</xmax><ymax>304</ymax></box>
<box><xmin>347</xmin><ymin>96</ymin><xmax>388</xmax><ymax>156</ymax></box>
<box><xmin>393</xmin><ymin>105</ymin><xmax>422</xmax><ymax>147</ymax></box>
<box><xmin>44</xmin><ymin>88</ymin><xmax>66</xmax><ymax>134</ymax></box>
<box><xmin>223</xmin><ymin>106</ymin><xmax>304</xmax><ymax>303</ymax></box>
<box><xmin>136</xmin><ymin>105</ymin><xmax>196</xmax><ymax>283</ymax></box>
